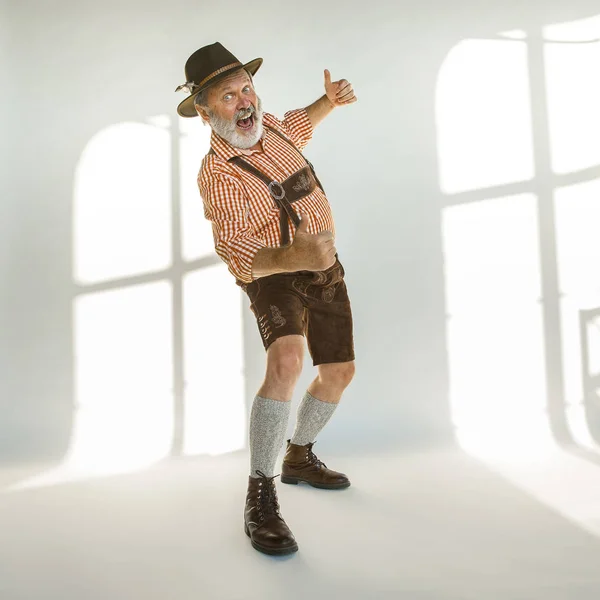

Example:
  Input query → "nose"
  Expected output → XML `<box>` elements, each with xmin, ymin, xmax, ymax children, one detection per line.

<box><xmin>237</xmin><ymin>97</ymin><xmax>251</xmax><ymax>111</ymax></box>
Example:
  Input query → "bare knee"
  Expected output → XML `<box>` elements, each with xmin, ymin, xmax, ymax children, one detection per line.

<box><xmin>266</xmin><ymin>336</ymin><xmax>304</xmax><ymax>383</ymax></box>
<box><xmin>319</xmin><ymin>361</ymin><xmax>356</xmax><ymax>388</ymax></box>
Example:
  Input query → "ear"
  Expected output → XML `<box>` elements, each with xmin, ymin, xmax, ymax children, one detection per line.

<box><xmin>195</xmin><ymin>104</ymin><xmax>210</xmax><ymax>124</ymax></box>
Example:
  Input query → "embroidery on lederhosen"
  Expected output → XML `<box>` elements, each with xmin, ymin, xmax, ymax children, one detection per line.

<box><xmin>322</xmin><ymin>264</ymin><xmax>343</xmax><ymax>302</ymax></box>
<box><xmin>258</xmin><ymin>314</ymin><xmax>272</xmax><ymax>341</ymax></box>
<box><xmin>292</xmin><ymin>278</ymin><xmax>311</xmax><ymax>296</ymax></box>
<box><xmin>322</xmin><ymin>285</ymin><xmax>337</xmax><ymax>303</ymax></box>
<box><xmin>292</xmin><ymin>172</ymin><xmax>312</xmax><ymax>193</ymax></box>
<box><xmin>292</xmin><ymin>272</ymin><xmax>330</xmax><ymax>298</ymax></box>
<box><xmin>269</xmin><ymin>305</ymin><xmax>287</xmax><ymax>328</ymax></box>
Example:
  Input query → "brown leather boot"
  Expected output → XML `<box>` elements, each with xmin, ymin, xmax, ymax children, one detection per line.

<box><xmin>280</xmin><ymin>440</ymin><xmax>351</xmax><ymax>489</ymax></box>
<box><xmin>244</xmin><ymin>470</ymin><xmax>298</xmax><ymax>555</ymax></box>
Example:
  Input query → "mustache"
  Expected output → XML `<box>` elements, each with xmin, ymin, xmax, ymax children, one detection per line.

<box><xmin>235</xmin><ymin>105</ymin><xmax>256</xmax><ymax>120</ymax></box>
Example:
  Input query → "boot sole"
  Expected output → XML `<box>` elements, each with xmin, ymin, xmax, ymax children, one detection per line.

<box><xmin>280</xmin><ymin>475</ymin><xmax>351</xmax><ymax>489</ymax></box>
<box><xmin>244</xmin><ymin>523</ymin><xmax>299</xmax><ymax>556</ymax></box>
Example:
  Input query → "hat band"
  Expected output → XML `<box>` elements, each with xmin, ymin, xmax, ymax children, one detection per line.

<box><xmin>197</xmin><ymin>61</ymin><xmax>243</xmax><ymax>90</ymax></box>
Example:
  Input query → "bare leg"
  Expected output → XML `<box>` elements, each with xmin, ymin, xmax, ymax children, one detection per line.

<box><xmin>257</xmin><ymin>335</ymin><xmax>305</xmax><ymax>402</ymax></box>
<box><xmin>306</xmin><ymin>361</ymin><xmax>356</xmax><ymax>403</ymax></box>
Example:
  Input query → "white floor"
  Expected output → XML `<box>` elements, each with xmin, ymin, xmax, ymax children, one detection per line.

<box><xmin>1</xmin><ymin>446</ymin><xmax>600</xmax><ymax>600</ymax></box>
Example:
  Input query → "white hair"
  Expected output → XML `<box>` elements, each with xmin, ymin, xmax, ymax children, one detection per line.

<box><xmin>194</xmin><ymin>88</ymin><xmax>209</xmax><ymax>108</ymax></box>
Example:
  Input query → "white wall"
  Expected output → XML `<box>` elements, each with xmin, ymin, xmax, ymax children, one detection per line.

<box><xmin>3</xmin><ymin>0</ymin><xmax>600</xmax><ymax>464</ymax></box>
<box><xmin>1</xmin><ymin>0</ymin><xmax>16</xmax><ymax>455</ymax></box>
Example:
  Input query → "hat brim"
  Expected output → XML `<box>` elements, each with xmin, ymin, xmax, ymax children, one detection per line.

<box><xmin>176</xmin><ymin>58</ymin><xmax>263</xmax><ymax>118</ymax></box>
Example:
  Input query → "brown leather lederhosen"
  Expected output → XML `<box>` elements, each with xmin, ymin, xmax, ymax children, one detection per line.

<box><xmin>207</xmin><ymin>127</ymin><xmax>353</xmax><ymax>365</ymax></box>
<box><xmin>207</xmin><ymin>126</ymin><xmax>326</xmax><ymax>267</ymax></box>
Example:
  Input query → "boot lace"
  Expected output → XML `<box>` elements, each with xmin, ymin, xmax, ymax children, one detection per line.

<box><xmin>306</xmin><ymin>442</ymin><xmax>327</xmax><ymax>469</ymax></box>
<box><xmin>254</xmin><ymin>471</ymin><xmax>282</xmax><ymax>519</ymax></box>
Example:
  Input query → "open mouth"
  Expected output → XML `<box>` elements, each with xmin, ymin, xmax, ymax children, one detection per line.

<box><xmin>236</xmin><ymin>114</ymin><xmax>255</xmax><ymax>131</ymax></box>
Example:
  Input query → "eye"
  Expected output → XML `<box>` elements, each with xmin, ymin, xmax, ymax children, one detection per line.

<box><xmin>223</xmin><ymin>94</ymin><xmax>233</xmax><ymax>101</ymax></box>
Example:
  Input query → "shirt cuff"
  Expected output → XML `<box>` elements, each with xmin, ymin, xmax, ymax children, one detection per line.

<box><xmin>227</xmin><ymin>237</ymin><xmax>267</xmax><ymax>284</ymax></box>
<box><xmin>283</xmin><ymin>108</ymin><xmax>314</xmax><ymax>149</ymax></box>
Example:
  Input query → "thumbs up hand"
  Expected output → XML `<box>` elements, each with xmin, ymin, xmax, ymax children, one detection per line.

<box><xmin>324</xmin><ymin>69</ymin><xmax>357</xmax><ymax>108</ymax></box>
<box><xmin>288</xmin><ymin>212</ymin><xmax>336</xmax><ymax>271</ymax></box>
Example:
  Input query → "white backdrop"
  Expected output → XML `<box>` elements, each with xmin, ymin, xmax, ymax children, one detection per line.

<box><xmin>2</xmin><ymin>0</ymin><xmax>600</xmax><ymax>470</ymax></box>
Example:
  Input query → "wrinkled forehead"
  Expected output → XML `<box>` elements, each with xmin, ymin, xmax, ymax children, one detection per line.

<box><xmin>212</xmin><ymin>69</ymin><xmax>253</xmax><ymax>94</ymax></box>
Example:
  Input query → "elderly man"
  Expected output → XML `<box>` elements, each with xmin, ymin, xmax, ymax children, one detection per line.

<box><xmin>176</xmin><ymin>42</ymin><xmax>357</xmax><ymax>556</ymax></box>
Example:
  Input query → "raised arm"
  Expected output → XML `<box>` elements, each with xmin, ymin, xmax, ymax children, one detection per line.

<box><xmin>304</xmin><ymin>69</ymin><xmax>357</xmax><ymax>129</ymax></box>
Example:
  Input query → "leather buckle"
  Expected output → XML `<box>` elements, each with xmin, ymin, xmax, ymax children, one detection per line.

<box><xmin>268</xmin><ymin>181</ymin><xmax>285</xmax><ymax>200</ymax></box>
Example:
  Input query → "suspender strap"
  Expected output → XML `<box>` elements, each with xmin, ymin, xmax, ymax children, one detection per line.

<box><xmin>206</xmin><ymin>126</ymin><xmax>325</xmax><ymax>193</ymax></box>
<box><xmin>227</xmin><ymin>156</ymin><xmax>271</xmax><ymax>187</ymax></box>
<box><xmin>227</xmin><ymin>156</ymin><xmax>300</xmax><ymax>246</ymax></box>
<box><xmin>265</xmin><ymin>126</ymin><xmax>325</xmax><ymax>193</ymax></box>
<box><xmin>205</xmin><ymin>126</ymin><xmax>324</xmax><ymax>245</ymax></box>
<box><xmin>208</xmin><ymin>147</ymin><xmax>298</xmax><ymax>243</ymax></box>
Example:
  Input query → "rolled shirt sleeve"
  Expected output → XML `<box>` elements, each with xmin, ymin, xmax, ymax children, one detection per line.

<box><xmin>198</xmin><ymin>166</ymin><xmax>267</xmax><ymax>284</ymax></box>
<box><xmin>268</xmin><ymin>108</ymin><xmax>314</xmax><ymax>151</ymax></box>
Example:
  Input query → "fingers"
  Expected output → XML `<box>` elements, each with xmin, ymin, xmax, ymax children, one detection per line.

<box><xmin>333</xmin><ymin>80</ymin><xmax>357</xmax><ymax>105</ymax></box>
<box><xmin>326</xmin><ymin>74</ymin><xmax>356</xmax><ymax>102</ymax></box>
<box><xmin>335</xmin><ymin>95</ymin><xmax>357</xmax><ymax>105</ymax></box>
<box><xmin>335</xmin><ymin>81</ymin><xmax>351</xmax><ymax>96</ymax></box>
<box><xmin>338</xmin><ymin>92</ymin><xmax>355</xmax><ymax>103</ymax></box>
<box><xmin>337</xmin><ymin>87</ymin><xmax>354</xmax><ymax>100</ymax></box>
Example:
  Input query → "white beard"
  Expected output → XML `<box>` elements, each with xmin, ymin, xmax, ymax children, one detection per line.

<box><xmin>207</xmin><ymin>97</ymin><xmax>264</xmax><ymax>149</ymax></box>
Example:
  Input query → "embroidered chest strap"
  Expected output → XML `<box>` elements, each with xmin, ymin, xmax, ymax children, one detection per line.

<box><xmin>265</xmin><ymin>126</ymin><xmax>325</xmax><ymax>194</ymax></box>
<box><xmin>205</xmin><ymin>127</ymin><xmax>324</xmax><ymax>246</ymax></box>
<box><xmin>226</xmin><ymin>154</ymin><xmax>303</xmax><ymax>246</ymax></box>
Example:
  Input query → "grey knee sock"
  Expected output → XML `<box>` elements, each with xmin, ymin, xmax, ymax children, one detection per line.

<box><xmin>290</xmin><ymin>391</ymin><xmax>339</xmax><ymax>446</ymax></box>
<box><xmin>249</xmin><ymin>395</ymin><xmax>292</xmax><ymax>478</ymax></box>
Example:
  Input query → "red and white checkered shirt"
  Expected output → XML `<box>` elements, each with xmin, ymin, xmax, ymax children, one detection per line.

<box><xmin>197</xmin><ymin>108</ymin><xmax>336</xmax><ymax>284</ymax></box>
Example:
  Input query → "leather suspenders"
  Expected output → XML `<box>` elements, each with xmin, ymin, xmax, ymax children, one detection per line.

<box><xmin>207</xmin><ymin>126</ymin><xmax>325</xmax><ymax>246</ymax></box>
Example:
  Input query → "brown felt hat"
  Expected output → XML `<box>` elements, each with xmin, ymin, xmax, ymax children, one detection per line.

<box><xmin>175</xmin><ymin>42</ymin><xmax>263</xmax><ymax>118</ymax></box>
